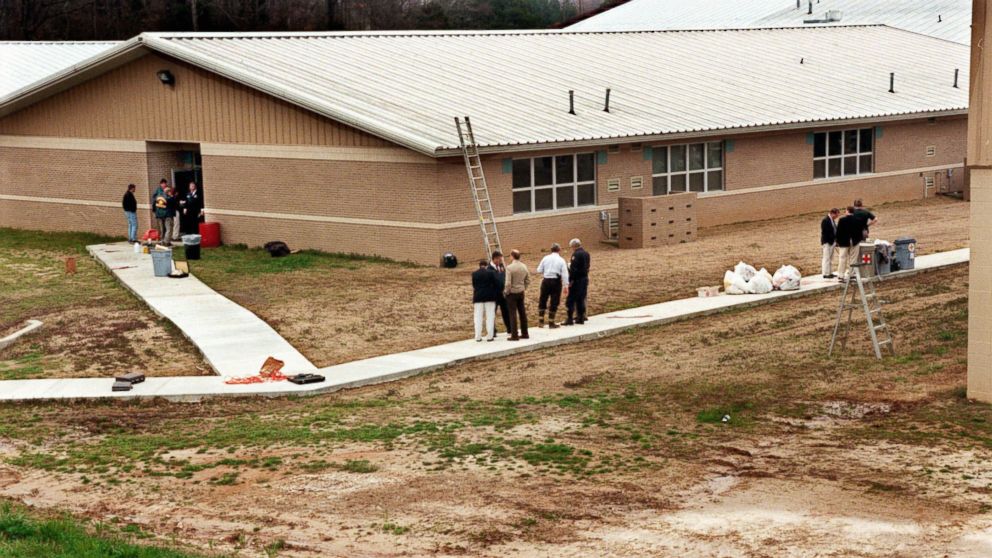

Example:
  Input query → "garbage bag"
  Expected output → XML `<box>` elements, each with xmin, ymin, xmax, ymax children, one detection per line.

<box><xmin>746</xmin><ymin>272</ymin><xmax>773</xmax><ymax>294</ymax></box>
<box><xmin>773</xmin><ymin>265</ymin><xmax>802</xmax><ymax>291</ymax></box>
<box><xmin>757</xmin><ymin>267</ymin><xmax>773</xmax><ymax>285</ymax></box>
<box><xmin>734</xmin><ymin>261</ymin><xmax>757</xmax><ymax>282</ymax></box>
<box><xmin>725</xmin><ymin>271</ymin><xmax>748</xmax><ymax>295</ymax></box>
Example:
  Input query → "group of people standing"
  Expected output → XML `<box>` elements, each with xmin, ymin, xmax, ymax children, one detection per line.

<box><xmin>820</xmin><ymin>199</ymin><xmax>879</xmax><ymax>281</ymax></box>
<box><xmin>471</xmin><ymin>239</ymin><xmax>591</xmax><ymax>342</ymax></box>
<box><xmin>121</xmin><ymin>179</ymin><xmax>203</xmax><ymax>244</ymax></box>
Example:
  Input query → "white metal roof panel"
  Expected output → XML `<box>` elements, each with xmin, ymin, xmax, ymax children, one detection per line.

<box><xmin>569</xmin><ymin>0</ymin><xmax>972</xmax><ymax>45</ymax></box>
<box><xmin>138</xmin><ymin>26</ymin><xmax>967</xmax><ymax>156</ymax></box>
<box><xmin>0</xmin><ymin>41</ymin><xmax>121</xmax><ymax>98</ymax></box>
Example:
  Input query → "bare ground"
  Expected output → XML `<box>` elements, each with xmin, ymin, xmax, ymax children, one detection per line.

<box><xmin>199</xmin><ymin>197</ymin><xmax>970</xmax><ymax>367</ymax></box>
<box><xmin>0</xmin><ymin>263</ymin><xmax>987</xmax><ymax>557</ymax></box>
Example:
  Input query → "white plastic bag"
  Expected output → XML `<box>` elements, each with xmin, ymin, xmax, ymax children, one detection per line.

<box><xmin>746</xmin><ymin>273</ymin><xmax>773</xmax><ymax>294</ymax></box>
<box><xmin>757</xmin><ymin>267</ymin><xmax>773</xmax><ymax>285</ymax></box>
<box><xmin>725</xmin><ymin>271</ymin><xmax>748</xmax><ymax>295</ymax></box>
<box><xmin>734</xmin><ymin>261</ymin><xmax>757</xmax><ymax>282</ymax></box>
<box><xmin>772</xmin><ymin>265</ymin><xmax>802</xmax><ymax>291</ymax></box>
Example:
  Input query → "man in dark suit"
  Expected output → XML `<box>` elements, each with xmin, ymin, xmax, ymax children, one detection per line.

<box><xmin>564</xmin><ymin>238</ymin><xmax>591</xmax><ymax>325</ymax></box>
<box><xmin>488</xmin><ymin>251</ymin><xmax>512</xmax><ymax>336</ymax></box>
<box><xmin>835</xmin><ymin>206</ymin><xmax>861</xmax><ymax>280</ymax></box>
<box><xmin>181</xmin><ymin>181</ymin><xmax>204</xmax><ymax>235</ymax></box>
<box><xmin>472</xmin><ymin>259</ymin><xmax>499</xmax><ymax>342</ymax></box>
<box><xmin>820</xmin><ymin>208</ymin><xmax>840</xmax><ymax>279</ymax></box>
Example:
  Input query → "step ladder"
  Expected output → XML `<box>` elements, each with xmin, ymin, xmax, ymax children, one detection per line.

<box><xmin>828</xmin><ymin>265</ymin><xmax>895</xmax><ymax>359</ymax></box>
<box><xmin>455</xmin><ymin>116</ymin><xmax>502</xmax><ymax>260</ymax></box>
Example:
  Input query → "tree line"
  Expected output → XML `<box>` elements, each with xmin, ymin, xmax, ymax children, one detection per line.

<box><xmin>0</xmin><ymin>0</ymin><xmax>589</xmax><ymax>41</ymax></box>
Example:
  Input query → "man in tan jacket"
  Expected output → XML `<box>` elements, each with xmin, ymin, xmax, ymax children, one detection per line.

<box><xmin>504</xmin><ymin>249</ymin><xmax>530</xmax><ymax>341</ymax></box>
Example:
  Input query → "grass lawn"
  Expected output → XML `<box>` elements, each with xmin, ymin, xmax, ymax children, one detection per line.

<box><xmin>0</xmin><ymin>228</ymin><xmax>207</xmax><ymax>379</ymax></box>
<box><xmin>188</xmin><ymin>196</ymin><xmax>971</xmax><ymax>367</ymax></box>
<box><xmin>0</xmin><ymin>501</ymin><xmax>213</xmax><ymax>557</ymax></box>
<box><xmin>0</xmin><ymin>264</ymin><xmax>985</xmax><ymax>556</ymax></box>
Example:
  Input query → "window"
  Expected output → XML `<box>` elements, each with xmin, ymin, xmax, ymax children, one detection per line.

<box><xmin>813</xmin><ymin>128</ymin><xmax>873</xmax><ymax>179</ymax></box>
<box><xmin>512</xmin><ymin>153</ymin><xmax>596</xmax><ymax>214</ymax></box>
<box><xmin>651</xmin><ymin>141</ymin><xmax>723</xmax><ymax>195</ymax></box>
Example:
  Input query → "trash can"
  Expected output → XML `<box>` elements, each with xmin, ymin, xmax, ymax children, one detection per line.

<box><xmin>874</xmin><ymin>243</ymin><xmax>893</xmax><ymax>275</ymax></box>
<box><xmin>150</xmin><ymin>248</ymin><xmax>173</xmax><ymax>277</ymax></box>
<box><xmin>893</xmin><ymin>236</ymin><xmax>916</xmax><ymax>271</ymax></box>
<box><xmin>182</xmin><ymin>234</ymin><xmax>202</xmax><ymax>261</ymax></box>
<box><xmin>199</xmin><ymin>222</ymin><xmax>221</xmax><ymax>248</ymax></box>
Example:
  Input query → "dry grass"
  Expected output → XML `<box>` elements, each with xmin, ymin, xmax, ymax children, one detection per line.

<box><xmin>194</xmin><ymin>196</ymin><xmax>970</xmax><ymax>367</ymax></box>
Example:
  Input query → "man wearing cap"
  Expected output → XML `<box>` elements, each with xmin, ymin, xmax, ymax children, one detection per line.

<box><xmin>564</xmin><ymin>238</ymin><xmax>590</xmax><ymax>326</ymax></box>
<box><xmin>536</xmin><ymin>243</ymin><xmax>569</xmax><ymax>328</ymax></box>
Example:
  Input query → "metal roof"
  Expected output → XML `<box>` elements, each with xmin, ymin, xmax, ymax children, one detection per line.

<box><xmin>568</xmin><ymin>0</ymin><xmax>972</xmax><ymax>45</ymax></box>
<box><xmin>0</xmin><ymin>41</ymin><xmax>121</xmax><ymax>99</ymax></box>
<box><xmin>0</xmin><ymin>27</ymin><xmax>969</xmax><ymax>156</ymax></box>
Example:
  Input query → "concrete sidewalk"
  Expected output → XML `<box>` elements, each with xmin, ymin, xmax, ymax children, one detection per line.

<box><xmin>0</xmin><ymin>248</ymin><xmax>969</xmax><ymax>402</ymax></box>
<box><xmin>87</xmin><ymin>243</ymin><xmax>316</xmax><ymax>377</ymax></box>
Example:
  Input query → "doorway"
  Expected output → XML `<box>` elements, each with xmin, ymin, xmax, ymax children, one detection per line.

<box><xmin>171</xmin><ymin>150</ymin><xmax>204</xmax><ymax>202</ymax></box>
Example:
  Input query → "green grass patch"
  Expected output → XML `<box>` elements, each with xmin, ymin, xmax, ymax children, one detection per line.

<box><xmin>0</xmin><ymin>501</ymin><xmax>213</xmax><ymax>557</ymax></box>
<box><xmin>189</xmin><ymin>244</ymin><xmax>417</xmax><ymax>278</ymax></box>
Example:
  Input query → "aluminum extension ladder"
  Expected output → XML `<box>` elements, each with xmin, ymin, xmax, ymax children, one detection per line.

<box><xmin>828</xmin><ymin>265</ymin><xmax>895</xmax><ymax>360</ymax></box>
<box><xmin>455</xmin><ymin>116</ymin><xmax>502</xmax><ymax>260</ymax></box>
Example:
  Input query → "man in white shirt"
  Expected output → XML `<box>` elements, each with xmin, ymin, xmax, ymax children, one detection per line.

<box><xmin>536</xmin><ymin>243</ymin><xmax>569</xmax><ymax>328</ymax></box>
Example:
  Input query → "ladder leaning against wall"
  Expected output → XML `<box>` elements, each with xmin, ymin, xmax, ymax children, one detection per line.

<box><xmin>455</xmin><ymin>116</ymin><xmax>502</xmax><ymax>260</ymax></box>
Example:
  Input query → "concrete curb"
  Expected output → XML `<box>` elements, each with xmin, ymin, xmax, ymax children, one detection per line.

<box><xmin>0</xmin><ymin>320</ymin><xmax>43</xmax><ymax>351</ymax></box>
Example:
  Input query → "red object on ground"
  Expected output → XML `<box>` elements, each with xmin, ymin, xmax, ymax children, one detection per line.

<box><xmin>140</xmin><ymin>229</ymin><xmax>160</xmax><ymax>241</ymax></box>
<box><xmin>199</xmin><ymin>222</ymin><xmax>221</xmax><ymax>247</ymax></box>
<box><xmin>224</xmin><ymin>356</ymin><xmax>288</xmax><ymax>385</ymax></box>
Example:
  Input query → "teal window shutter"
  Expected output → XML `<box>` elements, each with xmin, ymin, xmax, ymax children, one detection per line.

<box><xmin>724</xmin><ymin>140</ymin><xmax>735</xmax><ymax>153</ymax></box>
<box><xmin>874</xmin><ymin>126</ymin><xmax>883</xmax><ymax>139</ymax></box>
<box><xmin>597</xmin><ymin>151</ymin><xmax>608</xmax><ymax>164</ymax></box>
<box><xmin>805</xmin><ymin>132</ymin><xmax>815</xmax><ymax>145</ymax></box>
<box><xmin>643</xmin><ymin>146</ymin><xmax>653</xmax><ymax>161</ymax></box>
<box><xmin>502</xmin><ymin>158</ymin><xmax>512</xmax><ymax>173</ymax></box>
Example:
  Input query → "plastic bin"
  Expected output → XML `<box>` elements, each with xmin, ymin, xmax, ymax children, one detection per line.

<box><xmin>874</xmin><ymin>244</ymin><xmax>893</xmax><ymax>275</ymax></box>
<box><xmin>182</xmin><ymin>234</ymin><xmax>202</xmax><ymax>261</ymax></box>
<box><xmin>150</xmin><ymin>248</ymin><xmax>173</xmax><ymax>277</ymax></box>
<box><xmin>856</xmin><ymin>243</ymin><xmax>877</xmax><ymax>278</ymax></box>
<box><xmin>893</xmin><ymin>237</ymin><xmax>916</xmax><ymax>271</ymax></box>
<box><xmin>199</xmin><ymin>222</ymin><xmax>221</xmax><ymax>248</ymax></box>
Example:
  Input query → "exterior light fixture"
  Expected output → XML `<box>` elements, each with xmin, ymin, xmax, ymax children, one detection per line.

<box><xmin>157</xmin><ymin>70</ymin><xmax>175</xmax><ymax>86</ymax></box>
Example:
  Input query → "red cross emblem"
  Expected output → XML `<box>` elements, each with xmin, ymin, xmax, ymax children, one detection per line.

<box><xmin>861</xmin><ymin>253</ymin><xmax>873</xmax><ymax>265</ymax></box>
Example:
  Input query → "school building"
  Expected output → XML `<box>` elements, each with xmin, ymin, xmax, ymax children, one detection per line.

<box><xmin>0</xmin><ymin>25</ymin><xmax>969</xmax><ymax>265</ymax></box>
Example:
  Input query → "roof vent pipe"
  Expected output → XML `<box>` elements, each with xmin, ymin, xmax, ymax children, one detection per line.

<box><xmin>808</xmin><ymin>0</ymin><xmax>812</xmax><ymax>15</ymax></box>
<box><xmin>954</xmin><ymin>68</ymin><xmax>959</xmax><ymax>88</ymax></box>
<box><xmin>889</xmin><ymin>72</ymin><xmax>895</xmax><ymax>94</ymax></box>
<box><xmin>796</xmin><ymin>0</ymin><xmax>800</xmax><ymax>8</ymax></box>
<box><xmin>569</xmin><ymin>90</ymin><xmax>576</xmax><ymax>115</ymax></box>
<box><xmin>603</xmin><ymin>88</ymin><xmax>611</xmax><ymax>113</ymax></box>
<box><xmin>939</xmin><ymin>14</ymin><xmax>942</xmax><ymax>22</ymax></box>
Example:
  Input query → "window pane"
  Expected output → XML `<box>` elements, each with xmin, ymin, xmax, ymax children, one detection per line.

<box><xmin>859</xmin><ymin>128</ymin><xmax>873</xmax><ymax>152</ymax></box>
<box><xmin>814</xmin><ymin>159</ymin><xmax>826</xmax><ymax>179</ymax></box>
<box><xmin>859</xmin><ymin>154</ymin><xmax>873</xmax><ymax>173</ymax></box>
<box><xmin>555</xmin><ymin>155</ymin><xmax>574</xmax><ymax>184</ymax></box>
<box><xmin>707</xmin><ymin>170</ymin><xmax>723</xmax><ymax>190</ymax></box>
<box><xmin>828</xmin><ymin>131</ymin><xmax>842</xmax><ymax>156</ymax></box>
<box><xmin>670</xmin><ymin>145</ymin><xmax>686</xmax><ymax>172</ymax></box>
<box><xmin>513</xmin><ymin>190</ymin><xmax>531</xmax><ymax>213</ymax></box>
<box><xmin>814</xmin><ymin>133</ymin><xmax>826</xmax><ymax>158</ymax></box>
<box><xmin>556</xmin><ymin>186</ymin><xmax>574</xmax><ymax>208</ymax></box>
<box><xmin>689</xmin><ymin>143</ymin><xmax>705</xmax><ymax>170</ymax></box>
<box><xmin>577</xmin><ymin>183</ymin><xmax>595</xmax><ymax>206</ymax></box>
<box><xmin>689</xmin><ymin>172</ymin><xmax>705</xmax><ymax>192</ymax></box>
<box><xmin>534</xmin><ymin>188</ymin><xmax>553</xmax><ymax>211</ymax></box>
<box><xmin>652</xmin><ymin>176</ymin><xmax>668</xmax><ymax>196</ymax></box>
<box><xmin>652</xmin><ymin>146</ymin><xmax>668</xmax><ymax>174</ymax></box>
<box><xmin>576</xmin><ymin>153</ymin><xmax>595</xmax><ymax>182</ymax></box>
<box><xmin>844</xmin><ymin>130</ymin><xmax>858</xmax><ymax>155</ymax></box>
<box><xmin>843</xmin><ymin>156</ymin><xmax>857</xmax><ymax>176</ymax></box>
<box><xmin>707</xmin><ymin>142</ymin><xmax>722</xmax><ymax>168</ymax></box>
<box><xmin>670</xmin><ymin>173</ymin><xmax>686</xmax><ymax>192</ymax></box>
<box><xmin>512</xmin><ymin>159</ymin><xmax>530</xmax><ymax>189</ymax></box>
<box><xmin>533</xmin><ymin>157</ymin><xmax>552</xmax><ymax>186</ymax></box>
<box><xmin>828</xmin><ymin>158</ymin><xmax>842</xmax><ymax>177</ymax></box>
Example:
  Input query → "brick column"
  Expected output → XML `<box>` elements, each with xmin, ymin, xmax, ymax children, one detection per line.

<box><xmin>969</xmin><ymin>0</ymin><xmax>992</xmax><ymax>403</ymax></box>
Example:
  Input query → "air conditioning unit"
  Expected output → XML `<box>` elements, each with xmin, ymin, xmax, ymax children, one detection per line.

<box><xmin>825</xmin><ymin>10</ymin><xmax>843</xmax><ymax>22</ymax></box>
